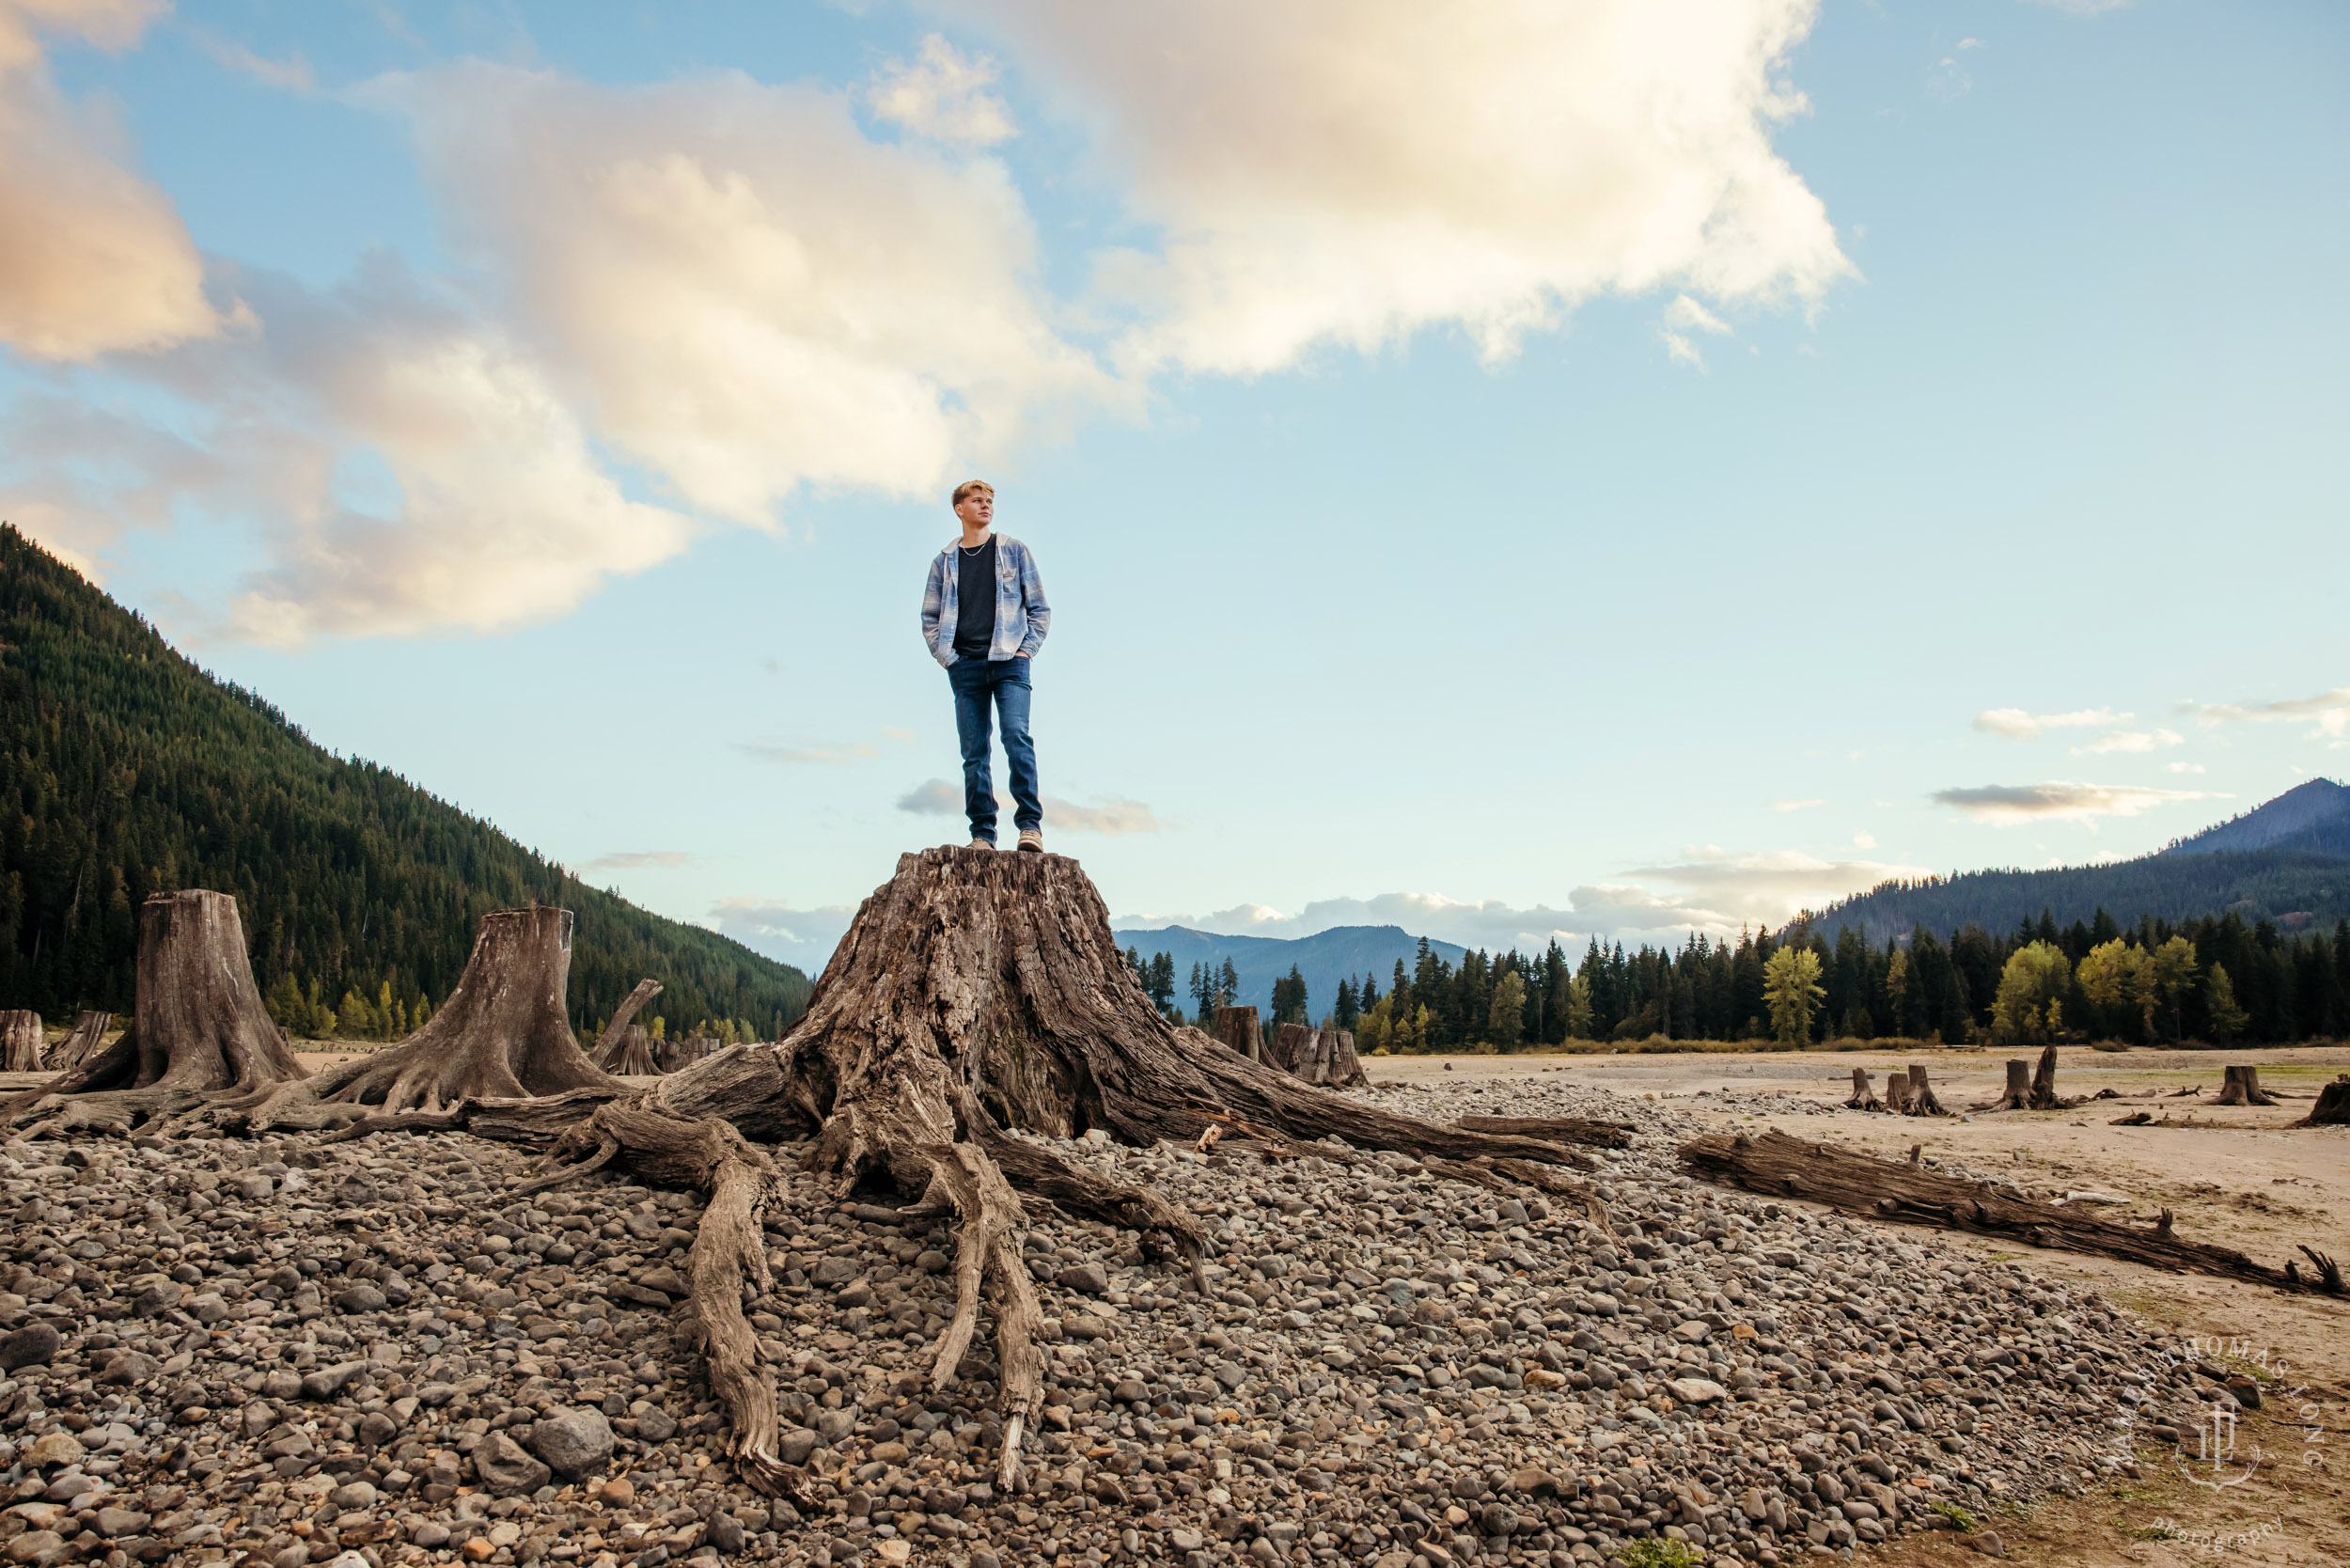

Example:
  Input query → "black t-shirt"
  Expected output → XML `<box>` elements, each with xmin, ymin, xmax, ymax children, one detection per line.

<box><xmin>953</xmin><ymin>538</ymin><xmax>998</xmax><ymax>659</ymax></box>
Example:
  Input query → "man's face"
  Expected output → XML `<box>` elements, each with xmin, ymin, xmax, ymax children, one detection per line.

<box><xmin>955</xmin><ymin>488</ymin><xmax>994</xmax><ymax>529</ymax></box>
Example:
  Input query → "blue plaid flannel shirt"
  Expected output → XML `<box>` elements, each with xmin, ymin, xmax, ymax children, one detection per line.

<box><xmin>921</xmin><ymin>534</ymin><xmax>1050</xmax><ymax>667</ymax></box>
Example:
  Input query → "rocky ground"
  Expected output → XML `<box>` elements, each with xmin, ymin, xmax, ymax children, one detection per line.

<box><xmin>0</xmin><ymin>1073</ymin><xmax>2299</xmax><ymax>1568</ymax></box>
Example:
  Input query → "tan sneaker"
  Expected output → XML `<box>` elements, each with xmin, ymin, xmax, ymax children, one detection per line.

<box><xmin>966</xmin><ymin>838</ymin><xmax>994</xmax><ymax>850</ymax></box>
<box><xmin>1017</xmin><ymin>829</ymin><xmax>1043</xmax><ymax>854</ymax></box>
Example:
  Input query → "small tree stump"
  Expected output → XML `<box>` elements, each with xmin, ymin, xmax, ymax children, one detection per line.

<box><xmin>46</xmin><ymin>1011</ymin><xmax>111</xmax><ymax>1073</ymax></box>
<box><xmin>2215</xmin><ymin>1064</ymin><xmax>2280</xmax><ymax>1106</ymax></box>
<box><xmin>1993</xmin><ymin>1058</ymin><xmax>2032</xmax><ymax>1110</ymax></box>
<box><xmin>1845</xmin><ymin>1066</ymin><xmax>1882</xmax><ymax>1111</ymax></box>
<box><xmin>590</xmin><ymin>980</ymin><xmax>662</xmax><ymax>1071</ymax></box>
<box><xmin>0</xmin><ymin>1011</ymin><xmax>40</xmax><ymax>1074</ymax></box>
<box><xmin>2028</xmin><ymin>1043</ymin><xmax>2064</xmax><ymax>1110</ymax></box>
<box><xmin>1324</xmin><ymin>1027</ymin><xmax>1369</xmax><ymax>1089</ymax></box>
<box><xmin>2296</xmin><ymin>1075</ymin><xmax>2350</xmax><ymax>1127</ymax></box>
<box><xmin>605</xmin><ymin>1025</ymin><xmax>661</xmax><ymax>1075</ymax></box>
<box><xmin>1216</xmin><ymin>1005</ymin><xmax>1261</xmax><ymax>1063</ymax></box>
<box><xmin>1274</xmin><ymin>1022</ymin><xmax>1315</xmax><ymax>1076</ymax></box>
<box><xmin>1904</xmin><ymin>1061</ymin><xmax>1949</xmax><ymax>1117</ymax></box>
<box><xmin>1884</xmin><ymin>1070</ymin><xmax>1911</xmax><ymax>1115</ymax></box>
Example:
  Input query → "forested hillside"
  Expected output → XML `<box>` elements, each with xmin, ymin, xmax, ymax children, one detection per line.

<box><xmin>1110</xmin><ymin>922</ymin><xmax>1466</xmax><ymax>1021</ymax></box>
<box><xmin>0</xmin><ymin>524</ymin><xmax>811</xmax><ymax>1040</ymax></box>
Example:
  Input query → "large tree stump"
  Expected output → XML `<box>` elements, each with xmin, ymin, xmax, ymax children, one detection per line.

<box><xmin>1274</xmin><ymin>1022</ymin><xmax>1315</xmax><ymax>1076</ymax></box>
<box><xmin>2297</xmin><ymin>1075</ymin><xmax>2350</xmax><ymax>1127</ymax></box>
<box><xmin>1324</xmin><ymin>1027</ymin><xmax>1368</xmax><ymax>1089</ymax></box>
<box><xmin>603</xmin><ymin>1025</ymin><xmax>662</xmax><ymax>1075</ymax></box>
<box><xmin>1844</xmin><ymin>1066</ymin><xmax>1882</xmax><ymax>1110</ymax></box>
<box><xmin>1216</xmin><ymin>1005</ymin><xmax>1261</xmax><ymax>1062</ymax></box>
<box><xmin>1903</xmin><ymin>1061</ymin><xmax>1949</xmax><ymax>1117</ymax></box>
<box><xmin>291</xmin><ymin>907</ymin><xmax>617</xmax><ymax>1118</ymax></box>
<box><xmin>1990</xmin><ymin>1058</ymin><xmax>2032</xmax><ymax>1110</ymax></box>
<box><xmin>2028</xmin><ymin>1043</ymin><xmax>2065</xmax><ymax>1109</ymax></box>
<box><xmin>46</xmin><ymin>1011</ymin><xmax>111</xmax><ymax>1073</ymax></box>
<box><xmin>589</xmin><ymin>980</ymin><xmax>662</xmax><ymax>1071</ymax></box>
<box><xmin>1884</xmin><ymin>1070</ymin><xmax>1911</xmax><ymax>1115</ymax></box>
<box><xmin>0</xmin><ymin>1011</ymin><xmax>39</xmax><ymax>1073</ymax></box>
<box><xmin>5</xmin><ymin>891</ymin><xmax>308</xmax><ymax>1133</ymax></box>
<box><xmin>2215</xmin><ymin>1064</ymin><xmax>2280</xmax><ymax>1106</ymax></box>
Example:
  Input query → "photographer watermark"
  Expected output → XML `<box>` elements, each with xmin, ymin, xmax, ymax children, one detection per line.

<box><xmin>2104</xmin><ymin>1336</ymin><xmax>2328</xmax><ymax>1494</ymax></box>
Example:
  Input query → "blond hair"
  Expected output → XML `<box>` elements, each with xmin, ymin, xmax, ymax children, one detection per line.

<box><xmin>951</xmin><ymin>479</ymin><xmax>994</xmax><ymax>507</ymax></box>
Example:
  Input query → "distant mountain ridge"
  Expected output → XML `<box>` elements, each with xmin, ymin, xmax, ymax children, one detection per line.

<box><xmin>1810</xmin><ymin>777</ymin><xmax>2348</xmax><ymax>945</ymax></box>
<box><xmin>1110</xmin><ymin>923</ymin><xmax>1468</xmax><ymax>1019</ymax></box>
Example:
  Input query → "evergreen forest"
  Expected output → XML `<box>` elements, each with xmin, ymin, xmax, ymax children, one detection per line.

<box><xmin>0</xmin><ymin>525</ymin><xmax>812</xmax><ymax>1042</ymax></box>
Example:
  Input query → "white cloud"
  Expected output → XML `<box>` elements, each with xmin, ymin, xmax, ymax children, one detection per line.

<box><xmin>1661</xmin><ymin>293</ymin><xmax>1734</xmax><ymax>368</ymax></box>
<box><xmin>896</xmin><ymin>776</ymin><xmax>1158</xmax><ymax>834</ymax></box>
<box><xmin>949</xmin><ymin>0</ymin><xmax>1852</xmax><ymax>376</ymax></box>
<box><xmin>1117</xmin><ymin>891</ymin><xmax>1588</xmax><ymax>956</ymax></box>
<box><xmin>1932</xmin><ymin>780</ymin><xmax>2219</xmax><ymax>825</ymax></box>
<box><xmin>1972</xmin><ymin>705</ymin><xmax>2125</xmax><ymax>741</ymax></box>
<box><xmin>579</xmin><ymin>850</ymin><xmax>692</xmax><ymax>873</ymax></box>
<box><xmin>739</xmin><ymin>740</ymin><xmax>883</xmax><ymax>766</ymax></box>
<box><xmin>2182</xmin><ymin>685</ymin><xmax>2350</xmax><ymax>742</ymax></box>
<box><xmin>1852</xmin><ymin>831</ymin><xmax>1876</xmax><ymax>848</ymax></box>
<box><xmin>868</xmin><ymin>33</ymin><xmax>1014</xmax><ymax>145</ymax></box>
<box><xmin>1768</xmin><ymin>797</ymin><xmax>1824</xmax><ymax>812</ymax></box>
<box><xmin>186</xmin><ymin>24</ymin><xmax>315</xmax><ymax>93</ymax></box>
<box><xmin>0</xmin><ymin>0</ymin><xmax>234</xmax><ymax>361</ymax></box>
<box><xmin>2164</xmin><ymin>761</ymin><xmax>2205</xmax><ymax>775</ymax></box>
<box><xmin>709</xmin><ymin>897</ymin><xmax>857</xmax><ymax>976</ymax></box>
<box><xmin>2072</xmin><ymin>727</ymin><xmax>2183</xmax><ymax>756</ymax></box>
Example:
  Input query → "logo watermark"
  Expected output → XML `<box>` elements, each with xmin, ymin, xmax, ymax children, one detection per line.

<box><xmin>2104</xmin><ymin>1335</ymin><xmax>2327</xmax><ymax>1499</ymax></box>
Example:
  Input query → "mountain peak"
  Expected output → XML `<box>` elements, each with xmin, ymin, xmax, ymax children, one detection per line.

<box><xmin>2166</xmin><ymin>776</ymin><xmax>2350</xmax><ymax>857</ymax></box>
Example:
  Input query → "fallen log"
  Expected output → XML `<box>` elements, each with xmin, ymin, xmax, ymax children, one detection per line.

<box><xmin>0</xmin><ymin>1011</ymin><xmax>39</xmax><ymax>1073</ymax></box>
<box><xmin>2214</xmin><ymin>1064</ymin><xmax>2280</xmax><ymax>1107</ymax></box>
<box><xmin>1679</xmin><ymin>1127</ymin><xmax>2339</xmax><ymax>1294</ymax></box>
<box><xmin>1451</xmin><ymin>1113</ymin><xmax>1635</xmax><ymax>1150</ymax></box>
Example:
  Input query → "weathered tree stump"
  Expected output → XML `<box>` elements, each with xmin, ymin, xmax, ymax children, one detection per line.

<box><xmin>2028</xmin><ymin>1043</ymin><xmax>2065</xmax><ymax>1109</ymax></box>
<box><xmin>2296</xmin><ymin>1075</ymin><xmax>2350</xmax><ymax>1127</ymax></box>
<box><xmin>46</xmin><ymin>1011</ymin><xmax>111</xmax><ymax>1073</ymax></box>
<box><xmin>1884</xmin><ymin>1070</ymin><xmax>1911</xmax><ymax>1115</ymax></box>
<box><xmin>0</xmin><ymin>1011</ymin><xmax>40</xmax><ymax>1074</ymax></box>
<box><xmin>1323</xmin><ymin>1027</ymin><xmax>1368</xmax><ymax>1089</ymax></box>
<box><xmin>6</xmin><ymin>891</ymin><xmax>308</xmax><ymax>1133</ymax></box>
<box><xmin>603</xmin><ymin>1025</ymin><xmax>662</xmax><ymax>1076</ymax></box>
<box><xmin>1844</xmin><ymin>1066</ymin><xmax>1882</xmax><ymax>1110</ymax></box>
<box><xmin>2215</xmin><ymin>1064</ymin><xmax>2280</xmax><ymax>1106</ymax></box>
<box><xmin>1992</xmin><ymin>1058</ymin><xmax>2032</xmax><ymax>1110</ymax></box>
<box><xmin>1274</xmin><ymin>1022</ymin><xmax>1315</xmax><ymax>1076</ymax></box>
<box><xmin>373</xmin><ymin>849</ymin><xmax>1602</xmax><ymax>1494</ymax></box>
<box><xmin>589</xmin><ymin>980</ymin><xmax>662</xmax><ymax>1071</ymax></box>
<box><xmin>1903</xmin><ymin>1061</ymin><xmax>1949</xmax><ymax>1117</ymax></box>
<box><xmin>1216</xmin><ymin>1005</ymin><xmax>1261</xmax><ymax>1062</ymax></box>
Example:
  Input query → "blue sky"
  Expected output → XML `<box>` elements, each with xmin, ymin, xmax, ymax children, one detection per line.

<box><xmin>3</xmin><ymin>0</ymin><xmax>2345</xmax><ymax>975</ymax></box>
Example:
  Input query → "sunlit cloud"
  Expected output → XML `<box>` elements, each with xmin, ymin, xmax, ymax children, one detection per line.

<box><xmin>1932</xmin><ymin>780</ymin><xmax>2219</xmax><ymax>824</ymax></box>
<box><xmin>1973</xmin><ymin>706</ymin><xmax>2125</xmax><ymax>741</ymax></box>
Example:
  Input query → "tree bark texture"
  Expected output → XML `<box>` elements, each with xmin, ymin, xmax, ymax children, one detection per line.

<box><xmin>0</xmin><ymin>1011</ymin><xmax>39</xmax><ymax>1074</ymax></box>
<box><xmin>2029</xmin><ymin>1043</ymin><xmax>2063</xmax><ymax>1109</ymax></box>
<box><xmin>1844</xmin><ymin>1067</ymin><xmax>1881</xmax><ymax>1111</ymax></box>
<box><xmin>2215</xmin><ymin>1064</ymin><xmax>2280</xmax><ymax>1106</ymax></box>
<box><xmin>1680</xmin><ymin>1128</ymin><xmax>2342</xmax><ymax>1295</ymax></box>
<box><xmin>589</xmin><ymin>980</ymin><xmax>662</xmax><ymax>1070</ymax></box>
<box><xmin>2297</xmin><ymin>1075</ymin><xmax>2350</xmax><ymax>1127</ymax></box>
<box><xmin>1450</xmin><ymin>1113</ymin><xmax>1634</xmax><ymax>1150</ymax></box>
<box><xmin>46</xmin><ymin>1011</ymin><xmax>111</xmax><ymax>1073</ymax></box>
<box><xmin>603</xmin><ymin>1026</ymin><xmax>662</xmax><ymax>1076</ymax></box>
<box><xmin>1323</xmin><ymin>1028</ymin><xmax>1368</xmax><ymax>1090</ymax></box>
<box><xmin>1884</xmin><ymin>1071</ymin><xmax>1910</xmax><ymax>1115</ymax></box>
<box><xmin>1216</xmin><ymin>1006</ymin><xmax>1261</xmax><ymax>1063</ymax></box>
<box><xmin>1993</xmin><ymin>1058</ymin><xmax>2032</xmax><ymax>1111</ymax></box>
<box><xmin>1903</xmin><ymin>1061</ymin><xmax>1949</xmax><ymax>1117</ymax></box>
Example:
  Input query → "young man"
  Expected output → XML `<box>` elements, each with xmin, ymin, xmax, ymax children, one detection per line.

<box><xmin>920</xmin><ymin>480</ymin><xmax>1051</xmax><ymax>852</ymax></box>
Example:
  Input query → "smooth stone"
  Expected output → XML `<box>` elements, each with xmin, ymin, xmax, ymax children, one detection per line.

<box><xmin>0</xmin><ymin>1324</ymin><xmax>60</xmax><ymax>1372</ymax></box>
<box><xmin>528</xmin><ymin>1405</ymin><xmax>615</xmax><ymax>1479</ymax></box>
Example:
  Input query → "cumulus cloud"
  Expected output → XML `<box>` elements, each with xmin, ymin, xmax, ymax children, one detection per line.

<box><xmin>1932</xmin><ymin>780</ymin><xmax>2219</xmax><ymax>824</ymax></box>
<box><xmin>2072</xmin><ymin>727</ymin><xmax>2183</xmax><ymax>755</ymax></box>
<box><xmin>897</xmin><ymin>776</ymin><xmax>1158</xmax><ymax>833</ymax></box>
<box><xmin>0</xmin><ymin>0</ymin><xmax>232</xmax><ymax>361</ymax></box>
<box><xmin>1662</xmin><ymin>292</ymin><xmax>1735</xmax><ymax>368</ymax></box>
<box><xmin>869</xmin><ymin>33</ymin><xmax>1014</xmax><ymax>145</ymax></box>
<box><xmin>387</xmin><ymin>61</ymin><xmax>1115</xmax><ymax>527</ymax></box>
<box><xmin>948</xmin><ymin>0</ymin><xmax>1851</xmax><ymax>376</ymax></box>
<box><xmin>579</xmin><ymin>850</ymin><xmax>692</xmax><ymax>873</ymax></box>
<box><xmin>738</xmin><ymin>740</ymin><xmax>883</xmax><ymax>766</ymax></box>
<box><xmin>1973</xmin><ymin>706</ymin><xmax>2125</xmax><ymax>741</ymax></box>
<box><xmin>2181</xmin><ymin>685</ymin><xmax>2350</xmax><ymax>743</ymax></box>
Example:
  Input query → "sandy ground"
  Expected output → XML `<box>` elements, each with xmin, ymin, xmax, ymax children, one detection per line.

<box><xmin>1374</xmin><ymin>1046</ymin><xmax>2350</xmax><ymax>1566</ymax></box>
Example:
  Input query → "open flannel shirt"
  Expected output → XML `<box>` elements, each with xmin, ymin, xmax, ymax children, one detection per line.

<box><xmin>921</xmin><ymin>534</ymin><xmax>1051</xmax><ymax>667</ymax></box>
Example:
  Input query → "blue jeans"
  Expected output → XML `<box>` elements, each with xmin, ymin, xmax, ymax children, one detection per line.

<box><xmin>948</xmin><ymin>655</ymin><xmax>1039</xmax><ymax>843</ymax></box>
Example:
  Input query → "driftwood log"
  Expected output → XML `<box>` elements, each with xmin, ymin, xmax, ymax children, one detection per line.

<box><xmin>4</xmin><ymin>891</ymin><xmax>308</xmax><ymax>1133</ymax></box>
<box><xmin>1844</xmin><ymin>1066</ymin><xmax>1881</xmax><ymax>1110</ymax></box>
<box><xmin>2214</xmin><ymin>1064</ymin><xmax>2280</xmax><ymax>1106</ymax></box>
<box><xmin>1680</xmin><ymin>1127</ymin><xmax>2344</xmax><ymax>1295</ymax></box>
<box><xmin>589</xmin><ymin>979</ymin><xmax>662</xmax><ymax>1071</ymax></box>
<box><xmin>0</xmin><ymin>1011</ymin><xmax>39</xmax><ymax>1073</ymax></box>
<box><xmin>46</xmin><ymin>1011</ymin><xmax>111</xmax><ymax>1073</ymax></box>
<box><xmin>2296</xmin><ymin>1075</ymin><xmax>2350</xmax><ymax>1126</ymax></box>
<box><xmin>321</xmin><ymin>850</ymin><xmax>1603</xmax><ymax>1496</ymax></box>
<box><xmin>1451</xmin><ymin>1113</ymin><xmax>1635</xmax><ymax>1150</ymax></box>
<box><xmin>1904</xmin><ymin>1061</ymin><xmax>1948</xmax><ymax>1116</ymax></box>
<box><xmin>1216</xmin><ymin>1005</ymin><xmax>1261</xmax><ymax>1063</ymax></box>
